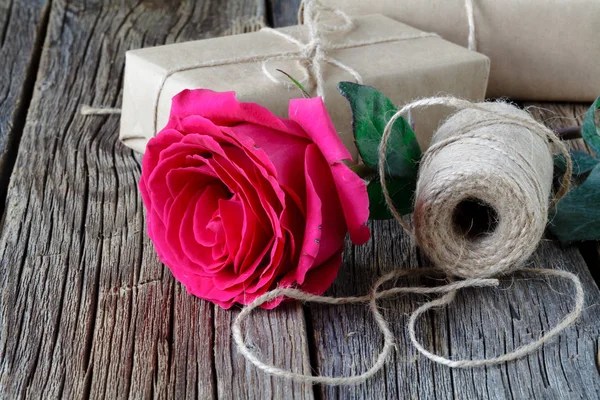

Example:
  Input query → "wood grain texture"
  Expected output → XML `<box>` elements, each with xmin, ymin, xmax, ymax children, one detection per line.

<box><xmin>268</xmin><ymin>0</ymin><xmax>302</xmax><ymax>27</ymax></box>
<box><xmin>0</xmin><ymin>0</ymin><xmax>312</xmax><ymax>399</ymax></box>
<box><xmin>1</xmin><ymin>1</ymin><xmax>599</xmax><ymax>399</ymax></box>
<box><xmin>309</xmin><ymin>195</ymin><xmax>600</xmax><ymax>400</ymax></box>
<box><xmin>0</xmin><ymin>0</ymin><xmax>50</xmax><ymax>213</ymax></box>
<box><xmin>214</xmin><ymin>303</ymin><xmax>313</xmax><ymax>400</ymax></box>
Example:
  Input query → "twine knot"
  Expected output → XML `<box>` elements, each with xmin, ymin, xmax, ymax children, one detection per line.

<box><xmin>260</xmin><ymin>0</ymin><xmax>363</xmax><ymax>100</ymax></box>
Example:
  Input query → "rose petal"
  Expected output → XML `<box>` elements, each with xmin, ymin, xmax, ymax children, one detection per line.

<box><xmin>288</xmin><ymin>97</ymin><xmax>353</xmax><ymax>163</ymax></box>
<box><xmin>300</xmin><ymin>144</ymin><xmax>347</xmax><ymax>273</ymax></box>
<box><xmin>280</xmin><ymin>247</ymin><xmax>343</xmax><ymax>296</ymax></box>
<box><xmin>194</xmin><ymin>186</ymin><xmax>223</xmax><ymax>244</ymax></box>
<box><xmin>236</xmin><ymin>202</ymin><xmax>270</xmax><ymax>274</ymax></box>
<box><xmin>329</xmin><ymin>162</ymin><xmax>371</xmax><ymax>245</ymax></box>
<box><xmin>289</xmin><ymin>98</ymin><xmax>370</xmax><ymax>245</ymax></box>
<box><xmin>297</xmin><ymin>248</ymin><xmax>343</xmax><ymax>295</ymax></box>
<box><xmin>218</xmin><ymin>197</ymin><xmax>244</xmax><ymax>271</ymax></box>
<box><xmin>140</xmin><ymin>129</ymin><xmax>184</xmax><ymax>211</ymax></box>
<box><xmin>294</xmin><ymin>153</ymin><xmax>323</xmax><ymax>285</ymax></box>
<box><xmin>165</xmin><ymin>182</ymin><xmax>205</xmax><ymax>275</ymax></box>
<box><xmin>229</xmin><ymin>122</ymin><xmax>309</xmax><ymax>202</ymax></box>
<box><xmin>167</xmin><ymin>89</ymin><xmax>306</xmax><ymax>138</ymax></box>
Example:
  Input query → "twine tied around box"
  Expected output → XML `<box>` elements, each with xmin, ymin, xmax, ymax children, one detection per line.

<box><xmin>81</xmin><ymin>0</ymin><xmax>438</xmax><ymax>127</ymax></box>
<box><xmin>147</xmin><ymin>0</ymin><xmax>436</xmax><ymax>135</ymax></box>
<box><xmin>258</xmin><ymin>0</ymin><xmax>435</xmax><ymax>100</ymax></box>
<box><xmin>298</xmin><ymin>0</ymin><xmax>478</xmax><ymax>51</ymax></box>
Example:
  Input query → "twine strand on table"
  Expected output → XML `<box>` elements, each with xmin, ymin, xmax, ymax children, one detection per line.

<box><xmin>233</xmin><ymin>267</ymin><xmax>583</xmax><ymax>383</ymax></box>
<box><xmin>233</xmin><ymin>268</ymin><xmax>500</xmax><ymax>385</ymax></box>
<box><xmin>408</xmin><ymin>268</ymin><xmax>584</xmax><ymax>367</ymax></box>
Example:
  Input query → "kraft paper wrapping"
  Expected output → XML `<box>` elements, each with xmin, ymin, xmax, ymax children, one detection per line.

<box><xmin>119</xmin><ymin>14</ymin><xmax>490</xmax><ymax>158</ymax></box>
<box><xmin>320</xmin><ymin>0</ymin><xmax>600</xmax><ymax>101</ymax></box>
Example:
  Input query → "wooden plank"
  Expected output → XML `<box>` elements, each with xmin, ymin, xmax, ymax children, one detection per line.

<box><xmin>310</xmin><ymin>225</ymin><xmax>456</xmax><ymax>399</ymax></box>
<box><xmin>214</xmin><ymin>303</ymin><xmax>313</xmax><ymax>400</ymax></box>
<box><xmin>309</xmin><ymin>200</ymin><xmax>600</xmax><ymax>399</ymax></box>
<box><xmin>0</xmin><ymin>0</ymin><xmax>50</xmax><ymax>214</ymax></box>
<box><xmin>268</xmin><ymin>0</ymin><xmax>302</xmax><ymax>27</ymax></box>
<box><xmin>0</xmin><ymin>0</ymin><xmax>313</xmax><ymax>398</ymax></box>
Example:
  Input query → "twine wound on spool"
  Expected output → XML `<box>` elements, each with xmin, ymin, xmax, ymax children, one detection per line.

<box><xmin>378</xmin><ymin>97</ymin><xmax>572</xmax><ymax>278</ymax></box>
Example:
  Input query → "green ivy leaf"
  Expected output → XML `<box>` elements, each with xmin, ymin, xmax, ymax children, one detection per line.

<box><xmin>549</xmin><ymin>164</ymin><xmax>600</xmax><ymax>244</ymax></box>
<box><xmin>367</xmin><ymin>177</ymin><xmax>416</xmax><ymax>220</ymax></box>
<box><xmin>553</xmin><ymin>150</ymin><xmax>599</xmax><ymax>176</ymax></box>
<box><xmin>338</xmin><ymin>82</ymin><xmax>421</xmax><ymax>178</ymax></box>
<box><xmin>582</xmin><ymin>96</ymin><xmax>600</xmax><ymax>156</ymax></box>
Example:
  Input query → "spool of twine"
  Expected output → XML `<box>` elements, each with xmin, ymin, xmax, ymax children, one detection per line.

<box><xmin>413</xmin><ymin>103</ymin><xmax>553</xmax><ymax>278</ymax></box>
<box><xmin>379</xmin><ymin>98</ymin><xmax>572</xmax><ymax>277</ymax></box>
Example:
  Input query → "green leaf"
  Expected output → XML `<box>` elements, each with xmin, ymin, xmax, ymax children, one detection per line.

<box><xmin>349</xmin><ymin>163</ymin><xmax>376</xmax><ymax>179</ymax></box>
<box><xmin>582</xmin><ymin>96</ymin><xmax>600</xmax><ymax>156</ymax></box>
<box><xmin>367</xmin><ymin>177</ymin><xmax>416</xmax><ymax>220</ymax></box>
<box><xmin>549</xmin><ymin>164</ymin><xmax>600</xmax><ymax>244</ymax></box>
<box><xmin>553</xmin><ymin>151</ymin><xmax>599</xmax><ymax>176</ymax></box>
<box><xmin>338</xmin><ymin>82</ymin><xmax>421</xmax><ymax>178</ymax></box>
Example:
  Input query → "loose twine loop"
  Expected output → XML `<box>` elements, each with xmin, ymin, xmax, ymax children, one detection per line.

<box><xmin>234</xmin><ymin>97</ymin><xmax>584</xmax><ymax>384</ymax></box>
<box><xmin>234</xmin><ymin>268</ymin><xmax>583</xmax><ymax>384</ymax></box>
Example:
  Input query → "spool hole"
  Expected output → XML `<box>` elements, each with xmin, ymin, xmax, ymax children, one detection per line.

<box><xmin>452</xmin><ymin>198</ymin><xmax>499</xmax><ymax>240</ymax></box>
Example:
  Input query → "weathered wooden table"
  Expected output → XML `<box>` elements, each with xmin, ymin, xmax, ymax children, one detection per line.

<box><xmin>1</xmin><ymin>1</ymin><xmax>599</xmax><ymax>398</ymax></box>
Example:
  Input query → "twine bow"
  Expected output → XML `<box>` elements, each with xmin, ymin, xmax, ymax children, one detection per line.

<box><xmin>143</xmin><ymin>1</ymin><xmax>436</xmax><ymax>134</ymax></box>
<box><xmin>259</xmin><ymin>0</ymin><xmax>363</xmax><ymax>100</ymax></box>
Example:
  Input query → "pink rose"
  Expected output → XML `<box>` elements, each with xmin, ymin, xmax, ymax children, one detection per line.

<box><xmin>139</xmin><ymin>89</ymin><xmax>370</xmax><ymax>308</ymax></box>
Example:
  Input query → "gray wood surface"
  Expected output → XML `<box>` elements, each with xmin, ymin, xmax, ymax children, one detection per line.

<box><xmin>310</xmin><ymin>221</ymin><xmax>600</xmax><ymax>400</ymax></box>
<box><xmin>0</xmin><ymin>1</ymin><xmax>311</xmax><ymax>399</ymax></box>
<box><xmin>268</xmin><ymin>0</ymin><xmax>302</xmax><ymax>27</ymax></box>
<box><xmin>0</xmin><ymin>1</ymin><xmax>598</xmax><ymax>399</ymax></box>
<box><xmin>0</xmin><ymin>0</ymin><xmax>50</xmax><ymax>212</ymax></box>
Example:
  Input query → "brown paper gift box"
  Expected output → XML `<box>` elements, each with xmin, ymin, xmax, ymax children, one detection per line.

<box><xmin>119</xmin><ymin>14</ymin><xmax>489</xmax><ymax>158</ymax></box>
<box><xmin>320</xmin><ymin>0</ymin><xmax>600</xmax><ymax>101</ymax></box>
